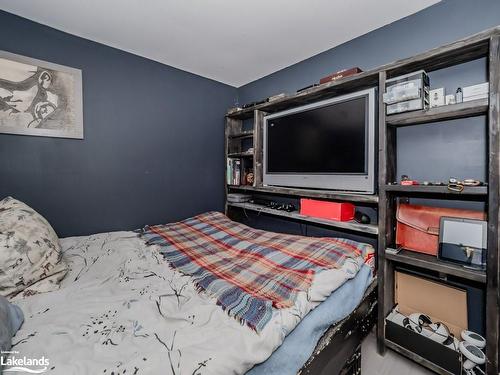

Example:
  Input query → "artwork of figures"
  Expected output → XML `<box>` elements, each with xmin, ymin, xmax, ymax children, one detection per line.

<box><xmin>0</xmin><ymin>51</ymin><xmax>83</xmax><ymax>139</ymax></box>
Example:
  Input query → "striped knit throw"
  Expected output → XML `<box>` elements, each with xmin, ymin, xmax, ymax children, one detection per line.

<box><xmin>139</xmin><ymin>211</ymin><xmax>368</xmax><ymax>332</ymax></box>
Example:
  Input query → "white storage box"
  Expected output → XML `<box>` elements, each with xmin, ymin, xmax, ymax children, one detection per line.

<box><xmin>463</xmin><ymin>82</ymin><xmax>489</xmax><ymax>100</ymax></box>
<box><xmin>387</xmin><ymin>97</ymin><xmax>428</xmax><ymax>115</ymax></box>
<box><xmin>429</xmin><ymin>88</ymin><xmax>445</xmax><ymax>108</ymax></box>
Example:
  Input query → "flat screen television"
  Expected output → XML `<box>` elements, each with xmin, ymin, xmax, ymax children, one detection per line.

<box><xmin>263</xmin><ymin>88</ymin><xmax>376</xmax><ymax>194</ymax></box>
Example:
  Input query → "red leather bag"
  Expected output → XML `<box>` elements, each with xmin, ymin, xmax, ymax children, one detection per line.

<box><xmin>395</xmin><ymin>203</ymin><xmax>485</xmax><ymax>255</ymax></box>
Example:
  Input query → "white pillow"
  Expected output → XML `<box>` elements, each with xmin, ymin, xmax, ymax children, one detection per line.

<box><xmin>0</xmin><ymin>197</ymin><xmax>68</xmax><ymax>299</ymax></box>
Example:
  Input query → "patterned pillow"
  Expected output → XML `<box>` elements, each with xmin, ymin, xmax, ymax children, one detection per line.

<box><xmin>0</xmin><ymin>197</ymin><xmax>68</xmax><ymax>299</ymax></box>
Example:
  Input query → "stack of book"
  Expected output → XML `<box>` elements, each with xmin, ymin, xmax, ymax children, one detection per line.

<box><xmin>226</xmin><ymin>158</ymin><xmax>241</xmax><ymax>185</ymax></box>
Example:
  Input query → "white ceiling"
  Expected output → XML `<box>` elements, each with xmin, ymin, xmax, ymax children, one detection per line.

<box><xmin>0</xmin><ymin>0</ymin><xmax>440</xmax><ymax>87</ymax></box>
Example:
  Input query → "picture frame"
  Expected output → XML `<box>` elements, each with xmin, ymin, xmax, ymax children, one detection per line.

<box><xmin>0</xmin><ymin>50</ymin><xmax>83</xmax><ymax>139</ymax></box>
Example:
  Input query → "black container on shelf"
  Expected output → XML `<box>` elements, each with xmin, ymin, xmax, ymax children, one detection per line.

<box><xmin>385</xmin><ymin>318</ymin><xmax>462</xmax><ymax>375</ymax></box>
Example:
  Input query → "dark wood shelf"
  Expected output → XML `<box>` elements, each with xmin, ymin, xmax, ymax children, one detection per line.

<box><xmin>383</xmin><ymin>184</ymin><xmax>488</xmax><ymax>197</ymax></box>
<box><xmin>228</xmin><ymin>202</ymin><xmax>378</xmax><ymax>235</ymax></box>
<box><xmin>228</xmin><ymin>130</ymin><xmax>254</xmax><ymax>139</ymax></box>
<box><xmin>229</xmin><ymin>185</ymin><xmax>379</xmax><ymax>204</ymax></box>
<box><xmin>227</xmin><ymin>202</ymin><xmax>378</xmax><ymax>235</ymax></box>
<box><xmin>226</xmin><ymin>71</ymin><xmax>379</xmax><ymax>120</ymax></box>
<box><xmin>385</xmin><ymin>339</ymin><xmax>454</xmax><ymax>375</ymax></box>
<box><xmin>227</xmin><ymin>152</ymin><xmax>253</xmax><ymax>158</ymax></box>
<box><xmin>385</xmin><ymin>249</ymin><xmax>486</xmax><ymax>283</ymax></box>
<box><xmin>386</xmin><ymin>99</ymin><xmax>488</xmax><ymax>126</ymax></box>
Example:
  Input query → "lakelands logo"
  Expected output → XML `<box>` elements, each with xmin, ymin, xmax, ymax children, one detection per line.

<box><xmin>1</xmin><ymin>350</ymin><xmax>49</xmax><ymax>373</ymax></box>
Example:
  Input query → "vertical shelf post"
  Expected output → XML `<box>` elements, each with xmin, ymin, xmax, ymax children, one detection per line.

<box><xmin>486</xmin><ymin>34</ymin><xmax>500</xmax><ymax>375</ymax></box>
<box><xmin>253</xmin><ymin>110</ymin><xmax>266</xmax><ymax>187</ymax></box>
<box><xmin>377</xmin><ymin>70</ymin><xmax>395</xmax><ymax>354</ymax></box>
<box><xmin>224</xmin><ymin>117</ymin><xmax>243</xmax><ymax>213</ymax></box>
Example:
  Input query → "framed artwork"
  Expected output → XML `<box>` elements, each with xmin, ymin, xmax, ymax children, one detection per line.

<box><xmin>0</xmin><ymin>50</ymin><xmax>83</xmax><ymax>139</ymax></box>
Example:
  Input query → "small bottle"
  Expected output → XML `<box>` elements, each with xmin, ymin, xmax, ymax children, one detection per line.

<box><xmin>456</xmin><ymin>87</ymin><xmax>463</xmax><ymax>103</ymax></box>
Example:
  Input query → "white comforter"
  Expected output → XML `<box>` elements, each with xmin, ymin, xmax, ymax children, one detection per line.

<box><xmin>11</xmin><ymin>231</ymin><xmax>364</xmax><ymax>375</ymax></box>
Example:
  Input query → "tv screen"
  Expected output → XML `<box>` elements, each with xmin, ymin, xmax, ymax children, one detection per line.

<box><xmin>266</xmin><ymin>96</ymin><xmax>367</xmax><ymax>174</ymax></box>
<box><xmin>263</xmin><ymin>88</ymin><xmax>376</xmax><ymax>193</ymax></box>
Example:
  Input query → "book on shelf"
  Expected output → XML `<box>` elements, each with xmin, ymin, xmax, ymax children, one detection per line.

<box><xmin>226</xmin><ymin>158</ymin><xmax>241</xmax><ymax>186</ymax></box>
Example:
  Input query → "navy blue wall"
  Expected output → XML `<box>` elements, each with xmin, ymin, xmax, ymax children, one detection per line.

<box><xmin>0</xmin><ymin>11</ymin><xmax>237</xmax><ymax>237</ymax></box>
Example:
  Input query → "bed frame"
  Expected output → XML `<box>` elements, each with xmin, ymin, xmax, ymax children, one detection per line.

<box><xmin>298</xmin><ymin>279</ymin><xmax>377</xmax><ymax>375</ymax></box>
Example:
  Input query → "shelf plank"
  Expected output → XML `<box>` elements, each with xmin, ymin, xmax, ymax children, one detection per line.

<box><xmin>227</xmin><ymin>152</ymin><xmax>253</xmax><ymax>158</ymax></box>
<box><xmin>386</xmin><ymin>99</ymin><xmax>488</xmax><ymax>126</ymax></box>
<box><xmin>383</xmin><ymin>184</ymin><xmax>488</xmax><ymax>197</ymax></box>
<box><xmin>385</xmin><ymin>339</ymin><xmax>455</xmax><ymax>375</ymax></box>
<box><xmin>385</xmin><ymin>249</ymin><xmax>486</xmax><ymax>283</ymax></box>
<box><xmin>226</xmin><ymin>71</ymin><xmax>380</xmax><ymax>119</ymax></box>
<box><xmin>227</xmin><ymin>202</ymin><xmax>378</xmax><ymax>235</ymax></box>
<box><xmin>228</xmin><ymin>131</ymin><xmax>254</xmax><ymax>139</ymax></box>
<box><xmin>228</xmin><ymin>185</ymin><xmax>379</xmax><ymax>204</ymax></box>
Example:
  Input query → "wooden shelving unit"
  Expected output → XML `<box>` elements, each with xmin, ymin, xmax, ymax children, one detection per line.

<box><xmin>377</xmin><ymin>29</ymin><xmax>499</xmax><ymax>375</ymax></box>
<box><xmin>225</xmin><ymin>25</ymin><xmax>500</xmax><ymax>375</ymax></box>
<box><xmin>227</xmin><ymin>202</ymin><xmax>379</xmax><ymax>235</ymax></box>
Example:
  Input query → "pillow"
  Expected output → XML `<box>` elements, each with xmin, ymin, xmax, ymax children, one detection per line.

<box><xmin>0</xmin><ymin>295</ymin><xmax>23</xmax><ymax>366</ymax></box>
<box><xmin>0</xmin><ymin>196</ymin><xmax>68</xmax><ymax>299</ymax></box>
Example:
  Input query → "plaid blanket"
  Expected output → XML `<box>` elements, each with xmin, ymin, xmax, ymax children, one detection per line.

<box><xmin>139</xmin><ymin>211</ymin><xmax>369</xmax><ymax>332</ymax></box>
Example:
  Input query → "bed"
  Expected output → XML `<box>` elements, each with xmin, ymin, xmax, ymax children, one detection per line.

<box><xmin>3</xmin><ymin>202</ymin><xmax>376</xmax><ymax>375</ymax></box>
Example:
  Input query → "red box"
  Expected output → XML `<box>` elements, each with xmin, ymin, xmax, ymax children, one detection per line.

<box><xmin>319</xmin><ymin>67</ymin><xmax>363</xmax><ymax>84</ymax></box>
<box><xmin>299</xmin><ymin>199</ymin><xmax>355</xmax><ymax>221</ymax></box>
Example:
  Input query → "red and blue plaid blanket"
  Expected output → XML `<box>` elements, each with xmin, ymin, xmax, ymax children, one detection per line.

<box><xmin>139</xmin><ymin>211</ymin><xmax>370</xmax><ymax>332</ymax></box>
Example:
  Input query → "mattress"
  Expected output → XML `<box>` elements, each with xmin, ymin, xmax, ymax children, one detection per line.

<box><xmin>9</xmin><ymin>230</ymin><xmax>372</xmax><ymax>375</ymax></box>
<box><xmin>249</xmin><ymin>264</ymin><xmax>374</xmax><ymax>375</ymax></box>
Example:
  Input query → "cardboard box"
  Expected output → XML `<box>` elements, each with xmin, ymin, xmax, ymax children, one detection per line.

<box><xmin>385</xmin><ymin>270</ymin><xmax>469</xmax><ymax>375</ymax></box>
<box><xmin>396</xmin><ymin>265</ymin><xmax>486</xmax><ymax>335</ymax></box>
<box><xmin>394</xmin><ymin>271</ymin><xmax>467</xmax><ymax>337</ymax></box>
